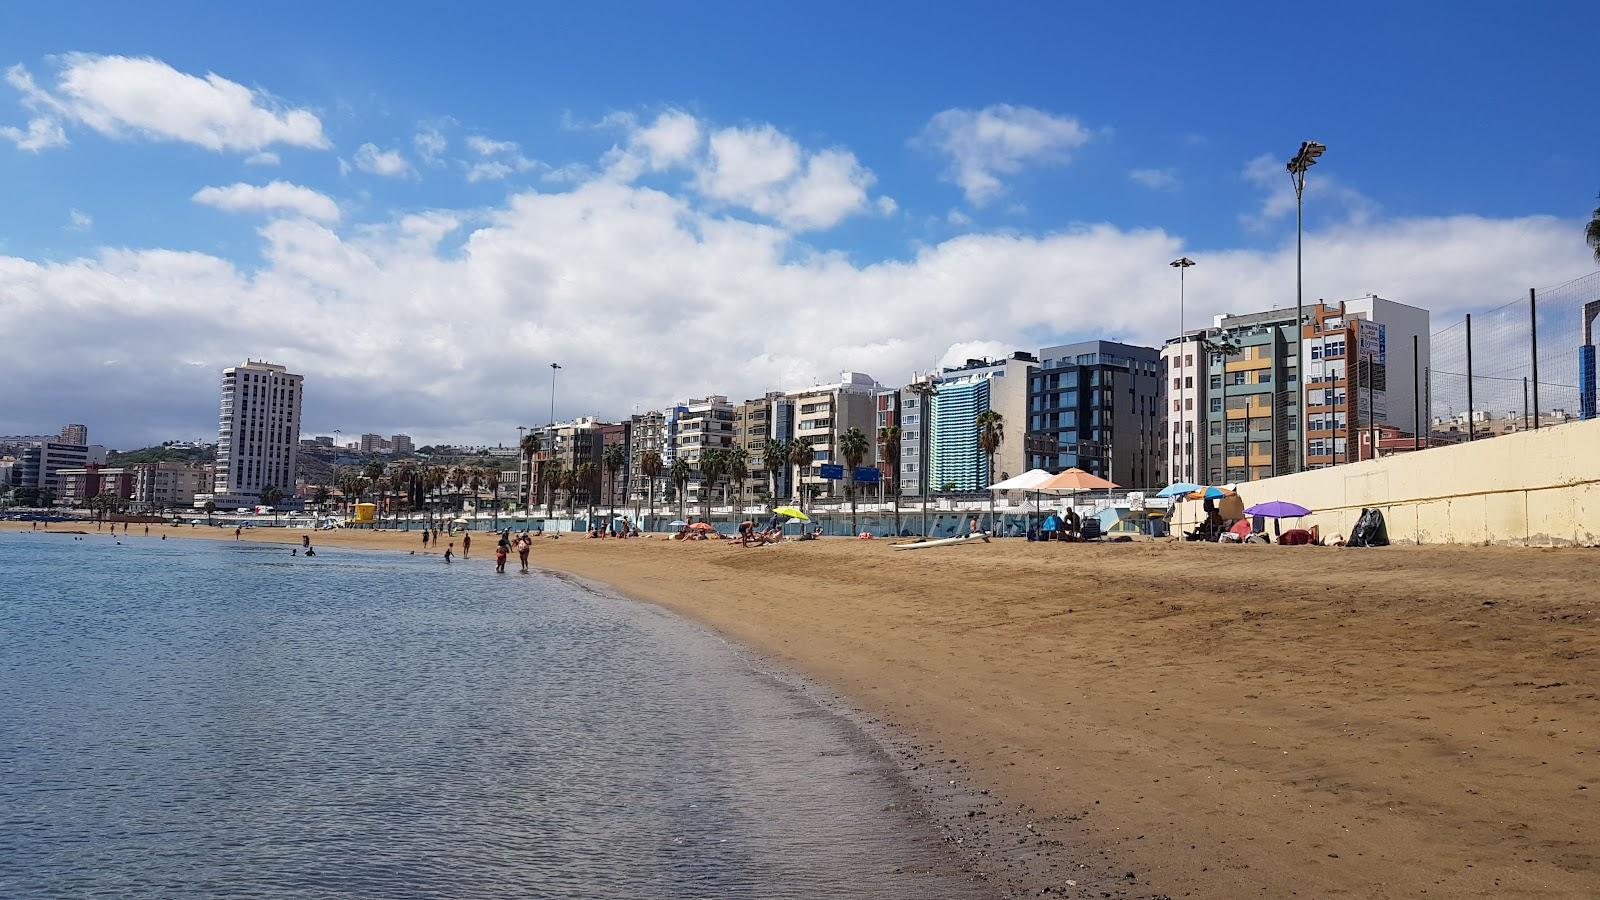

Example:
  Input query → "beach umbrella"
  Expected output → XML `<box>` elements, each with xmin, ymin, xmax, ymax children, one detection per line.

<box><xmin>773</xmin><ymin>506</ymin><xmax>809</xmax><ymax>521</ymax></box>
<box><xmin>1037</xmin><ymin>468</ymin><xmax>1120</xmax><ymax>492</ymax></box>
<box><xmin>1186</xmin><ymin>486</ymin><xmax>1235</xmax><ymax>500</ymax></box>
<box><xmin>668</xmin><ymin>519</ymin><xmax>688</xmax><ymax>527</ymax></box>
<box><xmin>1156</xmin><ymin>482</ymin><xmax>1202</xmax><ymax>498</ymax></box>
<box><xmin>1243</xmin><ymin>501</ymin><xmax>1311</xmax><ymax>518</ymax></box>
<box><xmin>689</xmin><ymin>522</ymin><xmax>716</xmax><ymax>533</ymax></box>
<box><xmin>988</xmin><ymin>469</ymin><xmax>1054</xmax><ymax>536</ymax></box>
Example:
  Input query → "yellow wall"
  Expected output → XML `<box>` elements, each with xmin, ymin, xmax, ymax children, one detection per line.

<box><xmin>1220</xmin><ymin>418</ymin><xmax>1600</xmax><ymax>546</ymax></box>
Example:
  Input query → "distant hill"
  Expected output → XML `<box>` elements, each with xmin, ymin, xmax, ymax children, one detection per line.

<box><xmin>108</xmin><ymin>445</ymin><xmax>216</xmax><ymax>465</ymax></box>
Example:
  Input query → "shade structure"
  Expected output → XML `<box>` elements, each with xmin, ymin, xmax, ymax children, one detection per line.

<box><xmin>668</xmin><ymin>519</ymin><xmax>688</xmax><ymax>527</ymax></box>
<box><xmin>1186</xmin><ymin>485</ymin><xmax>1236</xmax><ymax>500</ymax></box>
<box><xmin>987</xmin><ymin>468</ymin><xmax>1055</xmax><ymax>491</ymax></box>
<box><xmin>1243</xmin><ymin>501</ymin><xmax>1311</xmax><ymax>518</ymax></box>
<box><xmin>1037</xmin><ymin>467</ymin><xmax>1120</xmax><ymax>492</ymax></box>
<box><xmin>1156</xmin><ymin>482</ymin><xmax>1202</xmax><ymax>498</ymax></box>
<box><xmin>689</xmin><ymin>522</ymin><xmax>716</xmax><ymax>532</ymax></box>
<box><xmin>773</xmin><ymin>506</ymin><xmax>809</xmax><ymax>521</ymax></box>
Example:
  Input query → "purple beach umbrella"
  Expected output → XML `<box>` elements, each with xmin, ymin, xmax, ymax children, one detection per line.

<box><xmin>1242</xmin><ymin>501</ymin><xmax>1311</xmax><ymax>518</ymax></box>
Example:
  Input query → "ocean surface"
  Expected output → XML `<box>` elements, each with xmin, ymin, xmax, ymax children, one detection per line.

<box><xmin>0</xmin><ymin>531</ymin><xmax>987</xmax><ymax>898</ymax></box>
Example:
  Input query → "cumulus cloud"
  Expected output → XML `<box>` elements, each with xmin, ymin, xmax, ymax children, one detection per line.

<box><xmin>3</xmin><ymin>54</ymin><xmax>327</xmax><ymax>152</ymax></box>
<box><xmin>1240</xmin><ymin>152</ymin><xmax>1376</xmax><ymax>230</ymax></box>
<box><xmin>918</xmin><ymin>104</ymin><xmax>1093</xmax><ymax>205</ymax></box>
<box><xmin>244</xmin><ymin>151</ymin><xmax>280</xmax><ymax>166</ymax></box>
<box><xmin>1</xmin><ymin>116</ymin><xmax>68</xmax><ymax>151</ymax></box>
<box><xmin>192</xmin><ymin>180</ymin><xmax>340</xmax><ymax>222</ymax></box>
<box><xmin>463</xmin><ymin>134</ymin><xmax>539</xmax><ymax>182</ymax></box>
<box><xmin>413</xmin><ymin>128</ymin><xmax>446</xmax><ymax>163</ymax></box>
<box><xmin>1129</xmin><ymin>167</ymin><xmax>1178</xmax><ymax>190</ymax></box>
<box><xmin>3</xmin><ymin>163</ymin><xmax>1590</xmax><ymax>448</ymax></box>
<box><xmin>351</xmin><ymin>143</ymin><xmax>413</xmax><ymax>178</ymax></box>
<box><xmin>601</xmin><ymin>109</ymin><xmax>703</xmax><ymax>180</ymax></box>
<box><xmin>694</xmin><ymin>125</ymin><xmax>875</xmax><ymax>230</ymax></box>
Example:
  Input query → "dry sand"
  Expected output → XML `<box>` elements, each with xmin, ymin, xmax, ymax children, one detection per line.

<box><xmin>12</xmin><ymin>521</ymin><xmax>1597</xmax><ymax>897</ymax></box>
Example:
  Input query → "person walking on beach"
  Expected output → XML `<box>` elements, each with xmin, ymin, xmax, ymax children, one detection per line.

<box><xmin>494</xmin><ymin>542</ymin><xmax>508</xmax><ymax>574</ymax></box>
<box><xmin>444</xmin><ymin>543</ymin><xmax>454</xmax><ymax>563</ymax></box>
<box><xmin>422</xmin><ymin>530</ymin><xmax>429</xmax><ymax>548</ymax></box>
<box><xmin>302</xmin><ymin>534</ymin><xmax>311</xmax><ymax>549</ymax></box>
<box><xmin>462</xmin><ymin>533</ymin><xmax>471</xmax><ymax>558</ymax></box>
<box><xmin>234</xmin><ymin>526</ymin><xmax>242</xmax><ymax>540</ymax></box>
<box><xmin>143</xmin><ymin>525</ymin><xmax>149</xmax><ymax>536</ymax></box>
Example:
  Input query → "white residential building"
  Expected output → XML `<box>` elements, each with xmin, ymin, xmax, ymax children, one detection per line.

<box><xmin>788</xmin><ymin>372</ymin><xmax>881</xmax><ymax>501</ymax></box>
<box><xmin>210</xmin><ymin>360</ymin><xmax>303</xmax><ymax>507</ymax></box>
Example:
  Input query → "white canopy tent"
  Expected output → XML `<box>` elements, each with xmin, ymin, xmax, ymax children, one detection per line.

<box><xmin>987</xmin><ymin>469</ymin><xmax>1055</xmax><ymax>535</ymax></box>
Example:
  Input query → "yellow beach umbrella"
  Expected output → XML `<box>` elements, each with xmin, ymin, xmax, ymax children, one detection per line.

<box><xmin>773</xmin><ymin>506</ymin><xmax>809</xmax><ymax>522</ymax></box>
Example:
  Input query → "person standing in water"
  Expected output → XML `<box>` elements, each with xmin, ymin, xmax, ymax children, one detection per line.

<box><xmin>494</xmin><ymin>541</ymin><xmax>508</xmax><ymax>574</ymax></box>
<box><xmin>422</xmin><ymin>530</ymin><xmax>429</xmax><ymax>549</ymax></box>
<box><xmin>443</xmin><ymin>543</ymin><xmax>454</xmax><ymax>563</ymax></box>
<box><xmin>462</xmin><ymin>533</ymin><xmax>471</xmax><ymax>558</ymax></box>
<box><xmin>516</xmin><ymin>535</ymin><xmax>531</xmax><ymax>573</ymax></box>
<box><xmin>235</xmin><ymin>526</ymin><xmax>242</xmax><ymax>540</ymax></box>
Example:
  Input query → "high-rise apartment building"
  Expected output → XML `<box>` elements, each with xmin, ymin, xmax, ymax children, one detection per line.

<box><xmin>928</xmin><ymin>354</ymin><xmax>1035</xmax><ymax>492</ymax></box>
<box><xmin>875</xmin><ymin>388</ymin><xmax>900</xmax><ymax>497</ymax></box>
<box><xmin>788</xmin><ymin>373</ymin><xmax>880</xmax><ymax>501</ymax></box>
<box><xmin>390</xmin><ymin>434</ymin><xmax>414</xmax><ymax>455</ymax></box>
<box><xmin>734</xmin><ymin>392</ymin><xmax>792</xmax><ymax>504</ymax></box>
<box><xmin>1162</xmin><ymin>332</ymin><xmax>1212</xmax><ymax>486</ymax></box>
<box><xmin>14</xmin><ymin>441</ymin><xmax>108</xmax><ymax>495</ymax></box>
<box><xmin>213</xmin><ymin>360</ymin><xmax>302</xmax><ymax>505</ymax></box>
<box><xmin>625</xmin><ymin>410</ymin><xmax>669</xmax><ymax>509</ymax></box>
<box><xmin>597</xmin><ymin>421</ymin><xmax>631</xmax><ymax>510</ymax></box>
<box><xmin>671</xmin><ymin>395</ymin><xmax>734</xmax><ymax>505</ymax></box>
<box><xmin>59</xmin><ymin>424</ymin><xmax>88</xmax><ymax>445</ymax></box>
<box><xmin>1026</xmin><ymin>341</ymin><xmax>1164</xmax><ymax>487</ymax></box>
<box><xmin>359</xmin><ymin>433</ymin><xmax>385</xmax><ymax>453</ymax></box>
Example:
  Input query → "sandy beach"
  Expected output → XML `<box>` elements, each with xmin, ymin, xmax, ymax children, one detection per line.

<box><xmin>12</xmin><ymin>521</ymin><xmax>1596</xmax><ymax>897</ymax></box>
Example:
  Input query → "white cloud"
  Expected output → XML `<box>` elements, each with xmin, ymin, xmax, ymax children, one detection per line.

<box><xmin>947</xmin><ymin>208</ymin><xmax>973</xmax><ymax>227</ymax></box>
<box><xmin>4</xmin><ymin>160</ymin><xmax>1590</xmax><ymax>448</ymax></box>
<box><xmin>1129</xmin><ymin>167</ymin><xmax>1178</xmax><ymax>190</ymax></box>
<box><xmin>600</xmin><ymin>109</ymin><xmax>702</xmax><ymax>180</ymax></box>
<box><xmin>0</xmin><ymin>116</ymin><xmax>68</xmax><ymax>151</ymax></box>
<box><xmin>67</xmin><ymin>209</ymin><xmax>92</xmax><ymax>231</ymax></box>
<box><xmin>4</xmin><ymin>54</ymin><xmax>327</xmax><ymax>152</ymax></box>
<box><xmin>414</xmin><ymin>128</ymin><xmax>446</xmax><ymax>163</ymax></box>
<box><xmin>352</xmin><ymin>143</ymin><xmax>413</xmax><ymax>178</ymax></box>
<box><xmin>694</xmin><ymin>125</ymin><xmax>875</xmax><ymax>230</ymax></box>
<box><xmin>192</xmin><ymin>180</ymin><xmax>340</xmax><ymax>222</ymax></box>
<box><xmin>461</xmin><ymin>134</ymin><xmax>539</xmax><ymax>182</ymax></box>
<box><xmin>1240</xmin><ymin>152</ymin><xmax>1376</xmax><ymax>230</ymax></box>
<box><xmin>244</xmin><ymin>151</ymin><xmax>280</xmax><ymax>166</ymax></box>
<box><xmin>918</xmin><ymin>104</ymin><xmax>1092</xmax><ymax>206</ymax></box>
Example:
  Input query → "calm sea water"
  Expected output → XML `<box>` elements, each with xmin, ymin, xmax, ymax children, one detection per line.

<box><xmin>0</xmin><ymin>532</ymin><xmax>987</xmax><ymax>898</ymax></box>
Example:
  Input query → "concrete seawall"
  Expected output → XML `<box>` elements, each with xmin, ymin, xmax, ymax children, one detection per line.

<box><xmin>1231</xmin><ymin>417</ymin><xmax>1600</xmax><ymax>545</ymax></box>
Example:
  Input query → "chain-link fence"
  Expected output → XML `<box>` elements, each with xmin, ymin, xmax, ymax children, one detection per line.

<box><xmin>1427</xmin><ymin>271</ymin><xmax>1600</xmax><ymax>444</ymax></box>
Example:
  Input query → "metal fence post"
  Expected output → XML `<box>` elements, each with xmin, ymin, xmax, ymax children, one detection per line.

<box><xmin>1529</xmin><ymin>288</ymin><xmax>1540</xmax><ymax>428</ymax></box>
<box><xmin>1412</xmin><ymin>334</ymin><xmax>1421</xmax><ymax>451</ymax></box>
<box><xmin>1465</xmin><ymin>314</ymin><xmax>1475</xmax><ymax>441</ymax></box>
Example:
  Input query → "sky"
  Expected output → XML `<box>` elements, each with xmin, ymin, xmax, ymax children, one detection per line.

<box><xmin>2</xmin><ymin>1</ymin><xmax>1597</xmax><ymax>449</ymax></box>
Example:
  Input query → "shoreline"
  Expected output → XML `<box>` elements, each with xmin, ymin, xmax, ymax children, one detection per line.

<box><xmin>7</xmin><ymin>522</ymin><xmax>1597</xmax><ymax>897</ymax></box>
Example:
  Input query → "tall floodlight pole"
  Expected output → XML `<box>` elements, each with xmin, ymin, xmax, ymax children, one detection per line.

<box><xmin>1286</xmin><ymin>140</ymin><xmax>1325</xmax><ymax>474</ymax></box>
<box><xmin>548</xmin><ymin>363</ymin><xmax>562</xmax><ymax>430</ymax></box>
<box><xmin>1169</xmin><ymin>257</ymin><xmax>1196</xmax><ymax>483</ymax></box>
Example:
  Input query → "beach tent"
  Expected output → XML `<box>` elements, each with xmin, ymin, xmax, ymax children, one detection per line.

<box><xmin>988</xmin><ymin>469</ymin><xmax>1055</xmax><ymax>534</ymax></box>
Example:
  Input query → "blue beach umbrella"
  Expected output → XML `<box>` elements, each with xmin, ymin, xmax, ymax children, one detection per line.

<box><xmin>1156</xmin><ymin>482</ymin><xmax>1202</xmax><ymax>498</ymax></box>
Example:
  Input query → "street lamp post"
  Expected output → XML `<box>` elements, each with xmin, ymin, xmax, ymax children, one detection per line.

<box><xmin>1169</xmin><ymin>257</ymin><xmax>1195</xmax><ymax>484</ymax></box>
<box><xmin>548</xmin><ymin>362</ymin><xmax>561</xmax><ymax>427</ymax></box>
<box><xmin>1286</xmin><ymin>140</ymin><xmax>1325</xmax><ymax>474</ymax></box>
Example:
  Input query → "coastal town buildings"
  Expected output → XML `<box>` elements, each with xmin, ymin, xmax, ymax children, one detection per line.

<box><xmin>12</xmin><ymin>440</ymin><xmax>108</xmax><ymax>494</ymax></box>
<box><xmin>787</xmin><ymin>373</ymin><xmax>880</xmax><ymax>502</ymax></box>
<box><xmin>57</xmin><ymin>462</ymin><xmax>208</xmax><ymax>509</ymax></box>
<box><xmin>1162</xmin><ymin>331</ymin><xmax>1212</xmax><ymax>487</ymax></box>
<box><xmin>390</xmin><ymin>433</ymin><xmax>414</xmax><ymax>455</ymax></box>
<box><xmin>734</xmin><ymin>392</ymin><xmax>792</xmax><ymax>504</ymax></box>
<box><xmin>1026</xmin><ymin>340</ymin><xmax>1164</xmax><ymax>488</ymax></box>
<box><xmin>597</xmin><ymin>421</ymin><xmax>630</xmax><ymax>511</ymax></box>
<box><xmin>207</xmin><ymin>360</ymin><xmax>303</xmax><ymax>508</ymax></box>
<box><xmin>625</xmin><ymin>410</ymin><xmax>669</xmax><ymax>511</ymax></box>
<box><xmin>359</xmin><ymin>433</ymin><xmax>386</xmax><ymax>453</ymax></box>
<box><xmin>875</xmin><ymin>388</ymin><xmax>900</xmax><ymax>499</ymax></box>
<box><xmin>59</xmin><ymin>424</ymin><xmax>88</xmax><ymax>445</ymax></box>
<box><xmin>925</xmin><ymin>354</ymin><xmax>1036</xmax><ymax>492</ymax></box>
<box><xmin>671</xmin><ymin>395</ymin><xmax>734</xmax><ymax>506</ymax></box>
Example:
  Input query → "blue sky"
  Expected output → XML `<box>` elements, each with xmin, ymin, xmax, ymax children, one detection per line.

<box><xmin>3</xmin><ymin>2</ymin><xmax>1597</xmax><ymax>447</ymax></box>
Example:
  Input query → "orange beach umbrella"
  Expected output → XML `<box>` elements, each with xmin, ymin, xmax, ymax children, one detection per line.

<box><xmin>1037</xmin><ymin>467</ymin><xmax>1120</xmax><ymax>492</ymax></box>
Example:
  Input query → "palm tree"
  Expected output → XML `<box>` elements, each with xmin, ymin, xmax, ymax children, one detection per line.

<box><xmin>604</xmin><ymin>443</ymin><xmax>626</xmax><ymax>521</ymax></box>
<box><xmin>787</xmin><ymin>437</ymin><xmax>815</xmax><ymax>511</ymax></box>
<box><xmin>669</xmin><ymin>457</ymin><xmax>691</xmax><ymax>522</ymax></box>
<box><xmin>450</xmin><ymin>466</ymin><xmax>469</xmax><ymax>514</ymax></box>
<box><xmin>467</xmin><ymin>466</ymin><xmax>485</xmax><ymax>521</ymax></box>
<box><xmin>363</xmin><ymin>461</ymin><xmax>386</xmax><ymax>524</ymax></box>
<box><xmin>879</xmin><ymin>424</ymin><xmax>902</xmax><ymax>536</ymax></box>
<box><xmin>424</xmin><ymin>466</ymin><xmax>447</xmax><ymax>528</ymax></box>
<box><xmin>203</xmin><ymin>499</ymin><xmax>217</xmax><ymax>527</ymax></box>
<box><xmin>576</xmin><ymin>461</ymin><xmax>598</xmax><ymax>523</ymax></box>
<box><xmin>641</xmin><ymin>450</ymin><xmax>663</xmax><ymax>528</ymax></box>
<box><xmin>389</xmin><ymin>463</ymin><xmax>416</xmax><ymax>529</ymax></box>
<box><xmin>839</xmin><ymin>426</ymin><xmax>870</xmax><ymax>536</ymax></box>
<box><xmin>977</xmin><ymin>409</ymin><xmax>1005</xmax><ymax>533</ymax></box>
<box><xmin>485</xmin><ymin>468</ymin><xmax>502</xmax><ymax>530</ymax></box>
<box><xmin>698</xmin><ymin>448</ymin><xmax>725</xmax><ymax>522</ymax></box>
<box><xmin>519</xmin><ymin>432</ymin><xmax>542</xmax><ymax>512</ymax></box>
<box><xmin>543</xmin><ymin>460</ymin><xmax>563</xmax><ymax>519</ymax></box>
<box><xmin>1588</xmin><ymin>192</ymin><xmax>1600</xmax><ymax>264</ymax></box>
<box><xmin>310</xmin><ymin>486</ymin><xmax>330</xmax><ymax>516</ymax></box>
<box><xmin>260</xmin><ymin>485</ymin><xmax>283</xmax><ymax>525</ymax></box>
<box><xmin>727</xmin><ymin>450</ymin><xmax>749</xmax><ymax>515</ymax></box>
<box><xmin>762</xmin><ymin>438</ymin><xmax>789</xmax><ymax>509</ymax></box>
<box><xmin>560</xmin><ymin>467</ymin><xmax>579</xmax><ymax>515</ymax></box>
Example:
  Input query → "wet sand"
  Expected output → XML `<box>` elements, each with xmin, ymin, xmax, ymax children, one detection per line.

<box><xmin>14</xmin><ymin>521</ymin><xmax>1597</xmax><ymax>897</ymax></box>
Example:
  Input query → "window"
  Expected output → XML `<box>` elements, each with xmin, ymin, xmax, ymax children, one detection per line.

<box><xmin>1256</xmin><ymin>371</ymin><xmax>1272</xmax><ymax>384</ymax></box>
<box><xmin>1209</xmin><ymin>398</ymin><xmax>1222</xmax><ymax>413</ymax></box>
<box><xmin>1226</xmin><ymin>442</ymin><xmax>1246</xmax><ymax>457</ymax></box>
<box><xmin>1310</xmin><ymin>345</ymin><xmax>1321</xmax><ymax>360</ymax></box>
<box><xmin>1230</xmin><ymin>372</ymin><xmax>1246</xmax><ymax>385</ymax></box>
<box><xmin>1184</xmin><ymin>398</ymin><xmax>1193</xmax><ymax>410</ymax></box>
<box><xmin>1209</xmin><ymin>375</ymin><xmax>1221</xmax><ymax>390</ymax></box>
<box><xmin>1184</xmin><ymin>376</ymin><xmax>1193</xmax><ymax>389</ymax></box>
<box><xmin>1172</xmin><ymin>377</ymin><xmax>1181</xmax><ymax>391</ymax></box>
<box><xmin>1172</xmin><ymin>400</ymin><xmax>1180</xmax><ymax>413</ymax></box>
<box><xmin>1209</xmin><ymin>421</ymin><xmax>1222</xmax><ymax>436</ymax></box>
